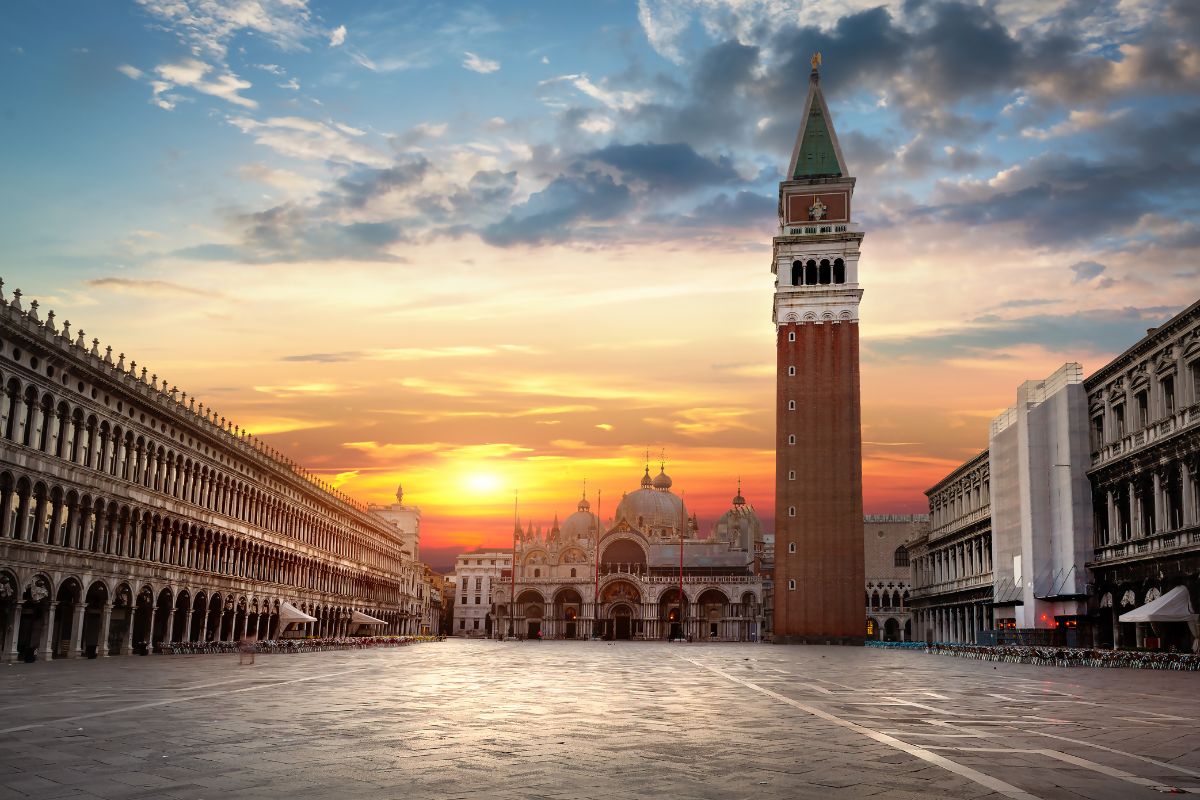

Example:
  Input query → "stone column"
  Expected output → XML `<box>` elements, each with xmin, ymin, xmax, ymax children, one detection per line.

<box><xmin>1129</xmin><ymin>481</ymin><xmax>1141</xmax><ymax>537</ymax></box>
<box><xmin>68</xmin><ymin>603</ymin><xmax>85</xmax><ymax>658</ymax></box>
<box><xmin>5</xmin><ymin>602</ymin><xmax>21</xmax><ymax>663</ymax></box>
<box><xmin>183</xmin><ymin>609</ymin><xmax>194</xmax><ymax>643</ymax></box>
<box><xmin>41</xmin><ymin>602</ymin><xmax>58</xmax><ymax>661</ymax></box>
<box><xmin>1181</xmin><ymin>461</ymin><xmax>1196</xmax><ymax>527</ymax></box>
<box><xmin>121</xmin><ymin>608</ymin><xmax>135</xmax><ymax>655</ymax></box>
<box><xmin>1105</xmin><ymin>489</ymin><xmax>1116</xmax><ymax>545</ymax></box>
<box><xmin>1152</xmin><ymin>471</ymin><xmax>1164</xmax><ymax>533</ymax></box>
<box><xmin>146</xmin><ymin>605</ymin><xmax>157</xmax><ymax>654</ymax></box>
<box><xmin>162</xmin><ymin>607</ymin><xmax>175</xmax><ymax>646</ymax></box>
<box><xmin>98</xmin><ymin>603</ymin><xmax>113</xmax><ymax>656</ymax></box>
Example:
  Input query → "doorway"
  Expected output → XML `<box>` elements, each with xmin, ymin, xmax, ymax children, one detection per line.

<box><xmin>565</xmin><ymin>622</ymin><xmax>576</xmax><ymax>639</ymax></box>
<box><xmin>527</xmin><ymin>620</ymin><xmax>541</xmax><ymax>639</ymax></box>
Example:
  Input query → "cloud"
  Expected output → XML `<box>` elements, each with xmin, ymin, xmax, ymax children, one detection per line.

<box><xmin>1021</xmin><ymin>108</ymin><xmax>1130</xmax><ymax>140</ymax></box>
<box><xmin>684</xmin><ymin>191</ymin><xmax>773</xmax><ymax>229</ymax></box>
<box><xmin>281</xmin><ymin>345</ymin><xmax>537</xmax><ymax>363</ymax></box>
<box><xmin>481</xmin><ymin>171</ymin><xmax>632</xmax><ymax>246</ymax></box>
<box><xmin>329</xmin><ymin>24</ymin><xmax>346</xmax><ymax>47</ymax></box>
<box><xmin>149</xmin><ymin>58</ymin><xmax>257</xmax><ymax>108</ymax></box>
<box><xmin>84</xmin><ymin>277</ymin><xmax>221</xmax><ymax>298</ymax></box>
<box><xmin>135</xmin><ymin>0</ymin><xmax>320</xmax><ymax>59</ymax></box>
<box><xmin>1069</xmin><ymin>261</ymin><xmax>1107</xmax><ymax>283</ymax></box>
<box><xmin>463</xmin><ymin>51</ymin><xmax>500</xmax><ymax>74</ymax></box>
<box><xmin>228</xmin><ymin>116</ymin><xmax>388</xmax><ymax>166</ymax></box>
<box><xmin>116</xmin><ymin>64</ymin><xmax>143</xmax><ymax>79</ymax></box>
<box><xmin>867</xmin><ymin>306</ymin><xmax>1185</xmax><ymax>362</ymax></box>
<box><xmin>541</xmin><ymin>74</ymin><xmax>651</xmax><ymax>111</ymax></box>
<box><xmin>585</xmin><ymin>142</ymin><xmax>740</xmax><ymax>192</ymax></box>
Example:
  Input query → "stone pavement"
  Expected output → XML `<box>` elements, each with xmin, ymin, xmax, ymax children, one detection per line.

<box><xmin>0</xmin><ymin>640</ymin><xmax>1197</xmax><ymax>800</ymax></box>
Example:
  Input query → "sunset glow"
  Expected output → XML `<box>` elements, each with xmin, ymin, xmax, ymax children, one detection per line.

<box><xmin>3</xmin><ymin>0</ymin><xmax>1196</xmax><ymax>572</ymax></box>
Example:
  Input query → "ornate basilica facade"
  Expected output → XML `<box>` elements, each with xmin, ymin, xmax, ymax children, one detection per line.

<box><xmin>0</xmin><ymin>285</ymin><xmax>429</xmax><ymax>662</ymax></box>
<box><xmin>492</xmin><ymin>468</ymin><xmax>766</xmax><ymax>641</ymax></box>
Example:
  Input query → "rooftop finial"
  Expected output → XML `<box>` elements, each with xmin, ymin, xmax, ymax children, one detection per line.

<box><xmin>61</xmin><ymin>320</ymin><xmax>70</xmax><ymax>340</ymax></box>
<box><xmin>810</xmin><ymin>51</ymin><xmax>822</xmax><ymax>77</ymax></box>
<box><xmin>28</xmin><ymin>299</ymin><xmax>39</xmax><ymax>322</ymax></box>
<box><xmin>44</xmin><ymin>310</ymin><xmax>55</xmax><ymax>333</ymax></box>
<box><xmin>0</xmin><ymin>278</ymin><xmax>6</xmax><ymax>304</ymax></box>
<box><xmin>11</xmin><ymin>289</ymin><xmax>22</xmax><ymax>311</ymax></box>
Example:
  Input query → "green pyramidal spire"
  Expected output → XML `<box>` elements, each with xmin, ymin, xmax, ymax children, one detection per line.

<box><xmin>787</xmin><ymin>56</ymin><xmax>847</xmax><ymax>180</ymax></box>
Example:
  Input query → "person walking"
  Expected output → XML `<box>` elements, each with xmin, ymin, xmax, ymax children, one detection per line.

<box><xmin>238</xmin><ymin>636</ymin><xmax>256</xmax><ymax>665</ymax></box>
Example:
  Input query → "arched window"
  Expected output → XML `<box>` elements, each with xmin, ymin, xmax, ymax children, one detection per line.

<box><xmin>788</xmin><ymin>506</ymin><xmax>796</xmax><ymax>517</ymax></box>
<box><xmin>788</xmin><ymin>470</ymin><xmax>795</xmax><ymax>480</ymax></box>
<box><xmin>833</xmin><ymin>258</ymin><xmax>845</xmax><ymax>284</ymax></box>
<box><xmin>788</xmin><ymin>579</ymin><xmax>796</xmax><ymax>590</ymax></box>
<box><xmin>871</xmin><ymin>591</ymin><xmax>880</xmax><ymax>607</ymax></box>
<box><xmin>791</xmin><ymin>260</ymin><xmax>803</xmax><ymax>286</ymax></box>
<box><xmin>788</xmin><ymin>434</ymin><xmax>795</xmax><ymax>445</ymax></box>
<box><xmin>788</xmin><ymin>331</ymin><xmax>796</xmax><ymax>342</ymax></box>
<box><xmin>570</xmin><ymin>568</ymin><xmax>576</xmax><ymax>578</ymax></box>
<box><xmin>788</xmin><ymin>542</ymin><xmax>796</xmax><ymax>553</ymax></box>
<box><xmin>894</xmin><ymin>546</ymin><xmax>909</xmax><ymax>567</ymax></box>
<box><xmin>788</xmin><ymin>366</ymin><xmax>796</xmax><ymax>376</ymax></box>
<box><xmin>804</xmin><ymin>260</ymin><xmax>817</xmax><ymax>285</ymax></box>
<box><xmin>819</xmin><ymin>259</ymin><xmax>831</xmax><ymax>285</ymax></box>
<box><xmin>788</xmin><ymin>400</ymin><xmax>796</xmax><ymax>410</ymax></box>
<box><xmin>533</xmin><ymin>568</ymin><xmax>540</xmax><ymax>578</ymax></box>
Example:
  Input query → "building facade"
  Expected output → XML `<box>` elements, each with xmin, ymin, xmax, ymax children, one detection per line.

<box><xmin>1087</xmin><ymin>300</ymin><xmax>1200</xmax><ymax>651</ymax></box>
<box><xmin>772</xmin><ymin>57</ymin><xmax>866</xmax><ymax>644</ymax></box>
<box><xmin>452</xmin><ymin>551</ymin><xmax>510</xmax><ymax>637</ymax></box>
<box><xmin>908</xmin><ymin>451</ymin><xmax>994</xmax><ymax>643</ymax></box>
<box><xmin>864</xmin><ymin>515</ymin><xmax>927</xmax><ymax>642</ymax></box>
<box><xmin>493</xmin><ymin>471</ymin><xmax>765</xmax><ymax>641</ymax></box>
<box><xmin>0</xmin><ymin>286</ymin><xmax>429</xmax><ymax>662</ymax></box>
<box><xmin>367</xmin><ymin>485</ymin><xmax>421</xmax><ymax>561</ymax></box>
<box><xmin>989</xmin><ymin>364</ymin><xmax>1093</xmax><ymax>636</ymax></box>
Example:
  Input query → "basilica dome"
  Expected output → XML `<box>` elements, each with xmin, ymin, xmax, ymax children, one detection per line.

<box><xmin>560</xmin><ymin>494</ymin><xmax>600</xmax><ymax>542</ymax></box>
<box><xmin>615</xmin><ymin>467</ymin><xmax>688</xmax><ymax>535</ymax></box>
<box><xmin>712</xmin><ymin>482</ymin><xmax>762</xmax><ymax>550</ymax></box>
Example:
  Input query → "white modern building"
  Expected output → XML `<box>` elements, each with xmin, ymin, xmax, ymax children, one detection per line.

<box><xmin>989</xmin><ymin>363</ymin><xmax>1094</xmax><ymax>633</ymax></box>
<box><xmin>451</xmin><ymin>551</ymin><xmax>511</xmax><ymax>637</ymax></box>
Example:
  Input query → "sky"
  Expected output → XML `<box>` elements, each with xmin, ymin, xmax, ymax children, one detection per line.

<box><xmin>1</xmin><ymin>0</ymin><xmax>1198</xmax><ymax>572</ymax></box>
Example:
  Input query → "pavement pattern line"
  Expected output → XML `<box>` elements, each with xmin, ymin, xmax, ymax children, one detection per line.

<box><xmin>0</xmin><ymin>666</ymin><xmax>368</xmax><ymax>735</ymax></box>
<box><xmin>927</xmin><ymin>747</ymin><xmax>1200</xmax><ymax>794</ymax></box>
<box><xmin>1027</xmin><ymin>730</ymin><xmax>1200</xmax><ymax>779</ymax></box>
<box><xmin>677</xmin><ymin>654</ymin><xmax>1042</xmax><ymax>800</ymax></box>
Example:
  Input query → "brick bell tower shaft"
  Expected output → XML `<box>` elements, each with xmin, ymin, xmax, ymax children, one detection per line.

<box><xmin>771</xmin><ymin>55</ymin><xmax>866</xmax><ymax>645</ymax></box>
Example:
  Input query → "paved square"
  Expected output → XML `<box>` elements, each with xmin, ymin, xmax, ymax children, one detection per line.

<box><xmin>0</xmin><ymin>641</ymin><xmax>1198</xmax><ymax>799</ymax></box>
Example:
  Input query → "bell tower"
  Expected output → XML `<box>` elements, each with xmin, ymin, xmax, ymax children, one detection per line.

<box><xmin>771</xmin><ymin>55</ymin><xmax>865</xmax><ymax>645</ymax></box>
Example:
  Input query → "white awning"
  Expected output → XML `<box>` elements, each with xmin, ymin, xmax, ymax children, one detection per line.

<box><xmin>1119</xmin><ymin>586</ymin><xmax>1198</xmax><ymax>623</ymax></box>
<box><xmin>351</xmin><ymin>610</ymin><xmax>388</xmax><ymax>626</ymax></box>
<box><xmin>279</xmin><ymin>601</ymin><xmax>317</xmax><ymax>625</ymax></box>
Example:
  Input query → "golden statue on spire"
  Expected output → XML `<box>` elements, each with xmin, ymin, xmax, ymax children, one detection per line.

<box><xmin>811</xmin><ymin>51</ymin><xmax>822</xmax><ymax>71</ymax></box>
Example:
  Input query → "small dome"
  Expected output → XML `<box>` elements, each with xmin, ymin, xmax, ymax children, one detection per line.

<box><xmin>652</xmin><ymin>468</ymin><xmax>672</xmax><ymax>490</ymax></box>
<box><xmin>577</xmin><ymin>492</ymin><xmax>591</xmax><ymax>512</ymax></box>
<box><xmin>640</xmin><ymin>466</ymin><xmax>653</xmax><ymax>489</ymax></box>
<box><xmin>560</xmin><ymin>509</ymin><xmax>599</xmax><ymax>541</ymax></box>
<box><xmin>732</xmin><ymin>478</ymin><xmax>745</xmax><ymax>506</ymax></box>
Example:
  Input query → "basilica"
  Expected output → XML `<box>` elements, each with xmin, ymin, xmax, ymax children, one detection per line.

<box><xmin>492</xmin><ymin>466</ymin><xmax>767</xmax><ymax>641</ymax></box>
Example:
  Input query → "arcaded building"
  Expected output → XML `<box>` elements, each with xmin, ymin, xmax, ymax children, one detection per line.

<box><xmin>908</xmin><ymin>451</ymin><xmax>994</xmax><ymax>643</ymax></box>
<box><xmin>1087</xmin><ymin>300</ymin><xmax>1200</xmax><ymax>650</ymax></box>
<box><xmin>493</xmin><ymin>469</ymin><xmax>765</xmax><ymax>641</ymax></box>
<box><xmin>0</xmin><ymin>286</ymin><xmax>429</xmax><ymax>661</ymax></box>
<box><xmin>772</xmin><ymin>57</ymin><xmax>865</xmax><ymax>644</ymax></box>
<box><xmin>864</xmin><ymin>515</ymin><xmax>927</xmax><ymax>642</ymax></box>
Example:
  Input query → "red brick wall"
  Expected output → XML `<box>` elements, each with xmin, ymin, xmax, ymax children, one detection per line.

<box><xmin>773</xmin><ymin>320</ymin><xmax>865</xmax><ymax>642</ymax></box>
